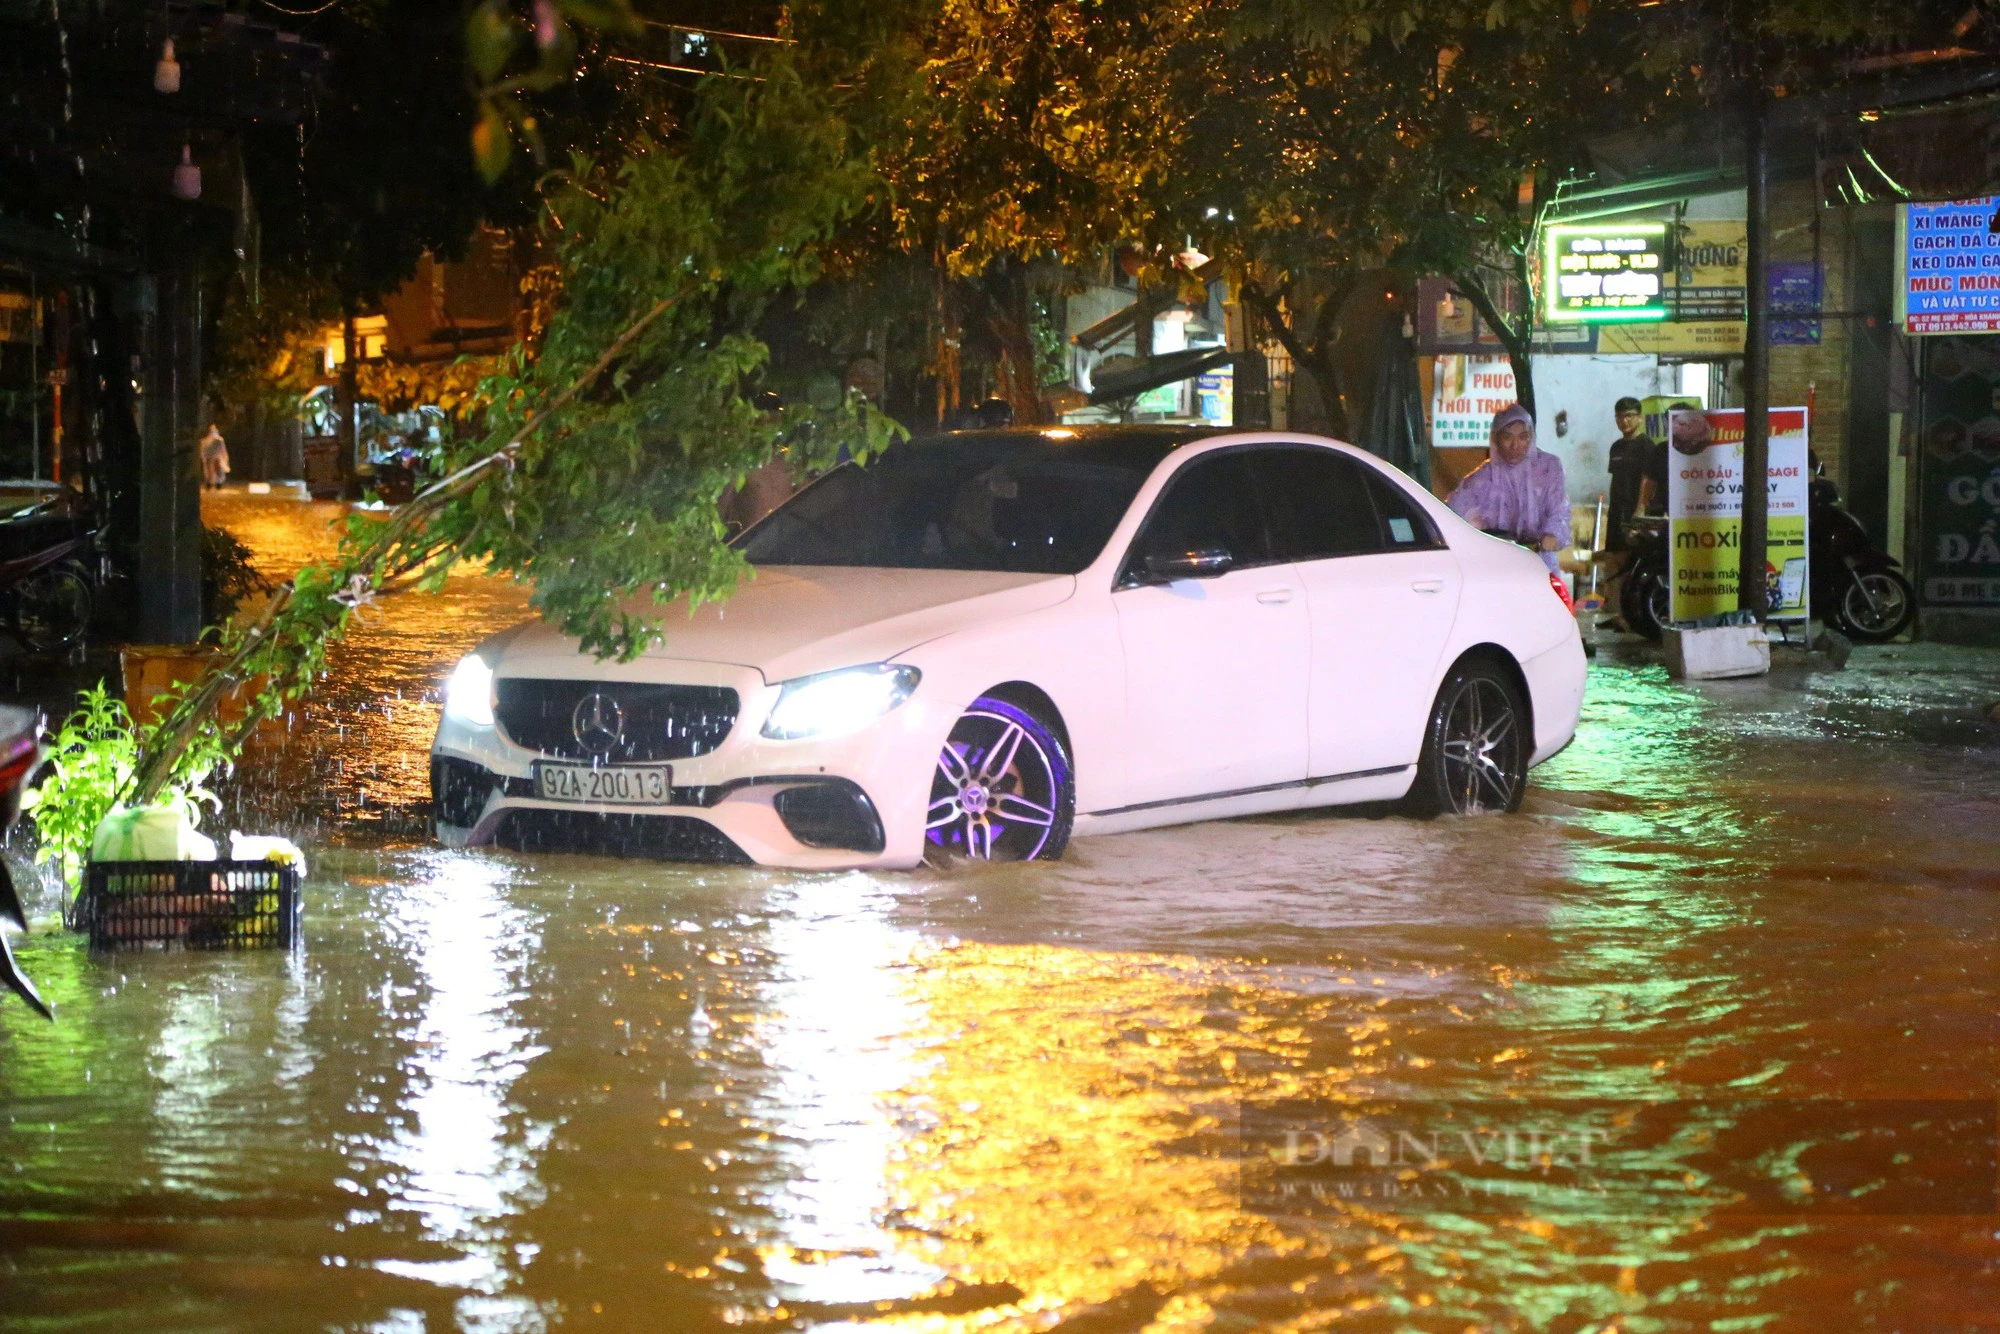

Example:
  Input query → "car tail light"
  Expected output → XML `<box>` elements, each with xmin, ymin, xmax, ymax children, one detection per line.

<box><xmin>1549</xmin><ymin>571</ymin><xmax>1574</xmax><ymax>613</ymax></box>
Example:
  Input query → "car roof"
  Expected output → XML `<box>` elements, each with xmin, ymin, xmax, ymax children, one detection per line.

<box><xmin>908</xmin><ymin>424</ymin><xmax>1225</xmax><ymax>462</ymax></box>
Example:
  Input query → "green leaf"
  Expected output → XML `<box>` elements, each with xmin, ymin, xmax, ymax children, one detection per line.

<box><xmin>472</xmin><ymin>100</ymin><xmax>513</xmax><ymax>184</ymax></box>
<box><xmin>555</xmin><ymin>0</ymin><xmax>641</xmax><ymax>36</ymax></box>
<box><xmin>466</xmin><ymin>0</ymin><xmax>518</xmax><ymax>83</ymax></box>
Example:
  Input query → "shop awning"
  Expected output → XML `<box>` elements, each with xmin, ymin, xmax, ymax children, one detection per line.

<box><xmin>1823</xmin><ymin>86</ymin><xmax>2000</xmax><ymax>204</ymax></box>
<box><xmin>1086</xmin><ymin>347</ymin><xmax>1234</xmax><ymax>406</ymax></box>
<box><xmin>1543</xmin><ymin>168</ymin><xmax>1745</xmax><ymax>223</ymax></box>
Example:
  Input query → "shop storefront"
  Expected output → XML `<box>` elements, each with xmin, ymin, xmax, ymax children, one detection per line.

<box><xmin>1901</xmin><ymin>197</ymin><xmax>2000</xmax><ymax>642</ymax></box>
<box><xmin>1419</xmin><ymin>181</ymin><xmax>1914</xmax><ymax>626</ymax></box>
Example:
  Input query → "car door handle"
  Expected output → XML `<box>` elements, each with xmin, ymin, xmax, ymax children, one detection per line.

<box><xmin>1410</xmin><ymin>579</ymin><xmax>1445</xmax><ymax>594</ymax></box>
<box><xmin>1256</xmin><ymin>588</ymin><xmax>1295</xmax><ymax>605</ymax></box>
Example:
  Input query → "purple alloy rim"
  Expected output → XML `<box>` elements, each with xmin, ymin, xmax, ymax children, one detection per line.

<box><xmin>926</xmin><ymin>701</ymin><xmax>1063</xmax><ymax>860</ymax></box>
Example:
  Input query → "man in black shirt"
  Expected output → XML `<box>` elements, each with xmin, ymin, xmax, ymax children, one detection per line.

<box><xmin>1605</xmin><ymin>396</ymin><xmax>1667</xmax><ymax>548</ymax></box>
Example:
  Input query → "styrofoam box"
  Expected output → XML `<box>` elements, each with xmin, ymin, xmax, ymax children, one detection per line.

<box><xmin>1663</xmin><ymin>624</ymin><xmax>1771</xmax><ymax>680</ymax></box>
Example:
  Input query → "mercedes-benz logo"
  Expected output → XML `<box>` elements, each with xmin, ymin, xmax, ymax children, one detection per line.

<box><xmin>570</xmin><ymin>691</ymin><xmax>625</xmax><ymax>758</ymax></box>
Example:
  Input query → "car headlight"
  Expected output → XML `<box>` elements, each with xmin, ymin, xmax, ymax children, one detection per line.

<box><xmin>761</xmin><ymin>664</ymin><xmax>920</xmax><ymax>740</ymax></box>
<box><xmin>443</xmin><ymin>653</ymin><xmax>495</xmax><ymax>727</ymax></box>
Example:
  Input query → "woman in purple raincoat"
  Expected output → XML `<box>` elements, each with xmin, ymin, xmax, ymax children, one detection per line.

<box><xmin>1447</xmin><ymin>403</ymin><xmax>1571</xmax><ymax>573</ymax></box>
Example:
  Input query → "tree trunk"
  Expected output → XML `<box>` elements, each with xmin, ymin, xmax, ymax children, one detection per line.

<box><xmin>1740</xmin><ymin>73</ymin><xmax>1771</xmax><ymax>621</ymax></box>
<box><xmin>984</xmin><ymin>263</ymin><xmax>1046</xmax><ymax>426</ymax></box>
<box><xmin>337</xmin><ymin>307</ymin><xmax>359</xmax><ymax>487</ymax></box>
<box><xmin>1449</xmin><ymin>268</ymin><xmax>1535</xmax><ymax>418</ymax></box>
<box><xmin>1302</xmin><ymin>278</ymin><xmax>1356</xmax><ymax>437</ymax></box>
<box><xmin>1241</xmin><ymin>280</ymin><xmax>1350</xmax><ymax>438</ymax></box>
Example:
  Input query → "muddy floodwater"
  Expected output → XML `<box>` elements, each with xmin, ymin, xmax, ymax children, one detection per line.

<box><xmin>3</xmin><ymin>492</ymin><xmax>1999</xmax><ymax>1332</ymax></box>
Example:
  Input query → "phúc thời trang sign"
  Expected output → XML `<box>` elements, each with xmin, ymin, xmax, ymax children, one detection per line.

<box><xmin>1667</xmin><ymin>407</ymin><xmax>1812</xmax><ymax>623</ymax></box>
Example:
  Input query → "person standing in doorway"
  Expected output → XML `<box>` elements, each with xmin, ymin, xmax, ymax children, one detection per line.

<box><xmin>199</xmin><ymin>423</ymin><xmax>230</xmax><ymax>489</ymax></box>
<box><xmin>1605</xmin><ymin>396</ymin><xmax>1666</xmax><ymax>547</ymax></box>
<box><xmin>1447</xmin><ymin>403</ymin><xmax>1571</xmax><ymax>573</ymax></box>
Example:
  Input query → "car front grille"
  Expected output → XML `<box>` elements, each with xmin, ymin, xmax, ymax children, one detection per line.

<box><xmin>493</xmin><ymin>678</ymin><xmax>739</xmax><ymax>763</ymax></box>
<box><xmin>494</xmin><ymin>810</ymin><xmax>750</xmax><ymax>863</ymax></box>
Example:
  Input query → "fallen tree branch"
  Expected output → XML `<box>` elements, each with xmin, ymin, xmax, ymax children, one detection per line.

<box><xmin>125</xmin><ymin>295</ymin><xmax>676</xmax><ymax>807</ymax></box>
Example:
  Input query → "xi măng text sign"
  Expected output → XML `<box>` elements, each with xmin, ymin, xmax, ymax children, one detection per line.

<box><xmin>1667</xmin><ymin>408</ymin><xmax>1811</xmax><ymax>623</ymax></box>
<box><xmin>1898</xmin><ymin>198</ymin><xmax>2000</xmax><ymax>335</ymax></box>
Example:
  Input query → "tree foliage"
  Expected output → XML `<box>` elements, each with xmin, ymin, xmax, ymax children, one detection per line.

<box><xmin>814</xmin><ymin>0</ymin><xmax>1969</xmax><ymax>426</ymax></box>
<box><xmin>833</xmin><ymin>0</ymin><xmax>1615</xmax><ymax>424</ymax></box>
<box><xmin>429</xmin><ymin>64</ymin><xmax>900</xmax><ymax>657</ymax></box>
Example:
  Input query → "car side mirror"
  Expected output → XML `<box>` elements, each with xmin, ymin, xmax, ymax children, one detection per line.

<box><xmin>1144</xmin><ymin>545</ymin><xmax>1233</xmax><ymax>581</ymax></box>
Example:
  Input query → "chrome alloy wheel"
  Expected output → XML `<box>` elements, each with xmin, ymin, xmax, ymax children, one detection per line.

<box><xmin>1437</xmin><ymin>676</ymin><xmax>1524</xmax><ymax>815</ymax></box>
<box><xmin>926</xmin><ymin>700</ymin><xmax>1068</xmax><ymax>861</ymax></box>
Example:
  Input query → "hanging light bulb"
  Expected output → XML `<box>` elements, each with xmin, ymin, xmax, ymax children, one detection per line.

<box><xmin>154</xmin><ymin>38</ymin><xmax>181</xmax><ymax>94</ymax></box>
<box><xmin>171</xmin><ymin>143</ymin><xmax>201</xmax><ymax>200</ymax></box>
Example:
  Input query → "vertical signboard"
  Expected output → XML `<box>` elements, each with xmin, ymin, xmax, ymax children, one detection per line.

<box><xmin>1768</xmin><ymin>262</ymin><xmax>1824</xmax><ymax>346</ymax></box>
<box><xmin>1429</xmin><ymin>356</ymin><xmax>1516</xmax><ymax>448</ymax></box>
<box><xmin>1667</xmin><ymin>407</ymin><xmax>1811</xmax><ymax>622</ymax></box>
<box><xmin>1898</xmin><ymin>198</ymin><xmax>2000</xmax><ymax>335</ymax></box>
<box><xmin>1195</xmin><ymin>367</ymin><xmax>1234</xmax><ymax>424</ymax></box>
<box><xmin>1915</xmin><ymin>336</ymin><xmax>2000</xmax><ymax>609</ymax></box>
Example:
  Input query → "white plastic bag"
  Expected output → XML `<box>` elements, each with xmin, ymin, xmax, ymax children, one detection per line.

<box><xmin>228</xmin><ymin>833</ymin><xmax>308</xmax><ymax>878</ymax></box>
<box><xmin>91</xmin><ymin>799</ymin><xmax>215</xmax><ymax>862</ymax></box>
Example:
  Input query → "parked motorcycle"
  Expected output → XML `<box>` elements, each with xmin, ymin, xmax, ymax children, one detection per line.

<box><xmin>0</xmin><ymin>485</ymin><xmax>96</xmax><ymax>656</ymax></box>
<box><xmin>1616</xmin><ymin>471</ymin><xmax>1915</xmax><ymax>643</ymax></box>
<box><xmin>1808</xmin><ymin>468</ymin><xmax>1916</xmax><ymax>642</ymax></box>
<box><xmin>1617</xmin><ymin>517</ymin><xmax>1672</xmax><ymax>641</ymax></box>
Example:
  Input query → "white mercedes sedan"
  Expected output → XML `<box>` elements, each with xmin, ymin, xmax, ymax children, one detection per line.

<box><xmin>430</xmin><ymin>427</ymin><xmax>1585</xmax><ymax>869</ymax></box>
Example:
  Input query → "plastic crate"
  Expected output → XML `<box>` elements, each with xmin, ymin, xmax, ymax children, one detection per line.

<box><xmin>75</xmin><ymin>860</ymin><xmax>302</xmax><ymax>951</ymax></box>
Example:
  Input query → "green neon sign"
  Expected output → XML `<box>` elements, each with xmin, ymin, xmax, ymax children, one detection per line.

<box><xmin>1544</xmin><ymin>222</ymin><xmax>1670</xmax><ymax>324</ymax></box>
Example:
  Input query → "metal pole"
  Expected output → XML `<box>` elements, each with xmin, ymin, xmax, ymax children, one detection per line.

<box><xmin>1740</xmin><ymin>74</ymin><xmax>1771</xmax><ymax>620</ymax></box>
<box><xmin>27</xmin><ymin>274</ymin><xmax>37</xmax><ymax>480</ymax></box>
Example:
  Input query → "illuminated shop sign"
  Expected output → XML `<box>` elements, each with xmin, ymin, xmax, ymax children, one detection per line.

<box><xmin>1897</xmin><ymin>197</ymin><xmax>2000</xmax><ymax>335</ymax></box>
<box><xmin>1544</xmin><ymin>223</ymin><xmax>1669</xmax><ymax>324</ymax></box>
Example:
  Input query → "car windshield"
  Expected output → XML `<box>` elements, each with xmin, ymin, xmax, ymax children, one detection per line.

<box><xmin>738</xmin><ymin>434</ymin><xmax>1175</xmax><ymax>574</ymax></box>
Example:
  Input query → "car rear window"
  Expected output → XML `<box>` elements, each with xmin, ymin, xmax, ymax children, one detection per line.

<box><xmin>1361</xmin><ymin>467</ymin><xmax>1446</xmax><ymax>550</ymax></box>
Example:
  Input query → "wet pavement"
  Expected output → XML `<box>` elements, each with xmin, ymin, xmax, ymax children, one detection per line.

<box><xmin>3</xmin><ymin>491</ymin><xmax>1999</xmax><ymax>1332</ymax></box>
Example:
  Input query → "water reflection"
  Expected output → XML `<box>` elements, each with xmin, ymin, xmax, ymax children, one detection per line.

<box><xmin>752</xmin><ymin>877</ymin><xmax>943</xmax><ymax>1312</ymax></box>
<box><xmin>374</xmin><ymin>854</ymin><xmax>546</xmax><ymax>1317</ymax></box>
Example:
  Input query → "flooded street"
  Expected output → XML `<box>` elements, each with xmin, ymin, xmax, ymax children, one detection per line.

<box><xmin>4</xmin><ymin>492</ymin><xmax>1999</xmax><ymax>1331</ymax></box>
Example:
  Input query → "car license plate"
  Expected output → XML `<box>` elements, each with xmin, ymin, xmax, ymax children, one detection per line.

<box><xmin>534</xmin><ymin>761</ymin><xmax>674</xmax><ymax>805</ymax></box>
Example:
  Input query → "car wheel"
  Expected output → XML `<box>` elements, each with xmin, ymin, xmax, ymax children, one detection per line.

<box><xmin>926</xmin><ymin>696</ymin><xmax>1073</xmax><ymax>861</ymax></box>
<box><xmin>1837</xmin><ymin>569</ymin><xmax>1915</xmax><ymax>643</ymax></box>
<box><xmin>1403</xmin><ymin>659</ymin><xmax>1530</xmax><ymax>818</ymax></box>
